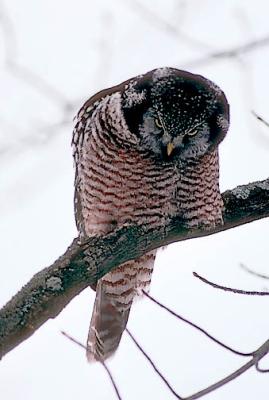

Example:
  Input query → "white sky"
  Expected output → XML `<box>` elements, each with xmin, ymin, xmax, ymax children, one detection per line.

<box><xmin>1</xmin><ymin>0</ymin><xmax>269</xmax><ymax>399</ymax></box>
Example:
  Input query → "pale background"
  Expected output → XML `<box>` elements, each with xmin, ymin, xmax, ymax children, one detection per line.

<box><xmin>1</xmin><ymin>0</ymin><xmax>269</xmax><ymax>399</ymax></box>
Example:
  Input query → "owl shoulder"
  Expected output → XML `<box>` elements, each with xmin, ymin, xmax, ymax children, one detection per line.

<box><xmin>72</xmin><ymin>76</ymin><xmax>135</xmax><ymax>159</ymax></box>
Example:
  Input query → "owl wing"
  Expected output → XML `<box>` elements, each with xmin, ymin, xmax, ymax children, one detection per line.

<box><xmin>72</xmin><ymin>77</ymin><xmax>136</xmax><ymax>233</ymax></box>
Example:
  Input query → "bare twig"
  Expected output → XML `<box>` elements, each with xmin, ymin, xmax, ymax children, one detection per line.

<box><xmin>183</xmin><ymin>340</ymin><xmax>269</xmax><ymax>400</ymax></box>
<box><xmin>193</xmin><ymin>272</ymin><xmax>269</xmax><ymax>295</ymax></box>
<box><xmin>142</xmin><ymin>291</ymin><xmax>252</xmax><ymax>357</ymax></box>
<box><xmin>7</xmin><ymin>62</ymin><xmax>72</xmax><ymax>110</ymax></box>
<box><xmin>255</xmin><ymin>362</ymin><xmax>269</xmax><ymax>373</ymax></box>
<box><xmin>251</xmin><ymin>110</ymin><xmax>269</xmax><ymax>148</ymax></box>
<box><xmin>61</xmin><ymin>331</ymin><xmax>122</xmax><ymax>400</ymax></box>
<box><xmin>0</xmin><ymin>0</ymin><xmax>17</xmax><ymax>63</ymax></box>
<box><xmin>127</xmin><ymin>327</ymin><xmax>269</xmax><ymax>400</ymax></box>
<box><xmin>182</xmin><ymin>35</ymin><xmax>269</xmax><ymax>68</ymax></box>
<box><xmin>239</xmin><ymin>263</ymin><xmax>269</xmax><ymax>280</ymax></box>
<box><xmin>0</xmin><ymin>0</ymin><xmax>75</xmax><ymax>157</ymax></box>
<box><xmin>172</xmin><ymin>0</ymin><xmax>187</xmax><ymax>26</ymax></box>
<box><xmin>0</xmin><ymin>110</ymin><xmax>78</xmax><ymax>158</ymax></box>
<box><xmin>252</xmin><ymin>111</ymin><xmax>269</xmax><ymax>129</ymax></box>
<box><xmin>121</xmin><ymin>0</ymin><xmax>213</xmax><ymax>51</ymax></box>
<box><xmin>0</xmin><ymin>0</ymin><xmax>70</xmax><ymax>109</ymax></box>
<box><xmin>126</xmin><ymin>329</ymin><xmax>182</xmax><ymax>399</ymax></box>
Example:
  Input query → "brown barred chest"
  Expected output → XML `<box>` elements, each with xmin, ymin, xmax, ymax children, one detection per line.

<box><xmin>79</xmin><ymin>140</ymin><xmax>179</xmax><ymax>236</ymax></box>
<box><xmin>77</xmin><ymin>128</ymin><xmax>223</xmax><ymax>237</ymax></box>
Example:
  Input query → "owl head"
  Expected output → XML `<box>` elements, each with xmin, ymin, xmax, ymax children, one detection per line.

<box><xmin>121</xmin><ymin>67</ymin><xmax>229</xmax><ymax>162</ymax></box>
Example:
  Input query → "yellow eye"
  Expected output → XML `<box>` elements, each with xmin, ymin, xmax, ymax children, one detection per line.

<box><xmin>187</xmin><ymin>130</ymin><xmax>198</xmax><ymax>137</ymax></box>
<box><xmin>155</xmin><ymin>118</ymin><xmax>163</xmax><ymax>129</ymax></box>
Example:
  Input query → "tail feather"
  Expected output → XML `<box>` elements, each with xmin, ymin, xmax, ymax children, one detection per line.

<box><xmin>87</xmin><ymin>283</ymin><xmax>131</xmax><ymax>361</ymax></box>
<box><xmin>87</xmin><ymin>250</ymin><xmax>156</xmax><ymax>362</ymax></box>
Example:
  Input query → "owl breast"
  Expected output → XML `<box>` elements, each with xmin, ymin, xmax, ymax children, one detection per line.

<box><xmin>78</xmin><ymin>138</ymin><xmax>178</xmax><ymax>236</ymax></box>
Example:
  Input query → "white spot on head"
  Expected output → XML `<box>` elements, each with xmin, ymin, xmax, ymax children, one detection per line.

<box><xmin>208</xmin><ymin>80</ymin><xmax>223</xmax><ymax>96</ymax></box>
<box><xmin>124</xmin><ymin>82</ymin><xmax>146</xmax><ymax>108</ymax></box>
<box><xmin>152</xmin><ymin>67</ymin><xmax>173</xmax><ymax>81</ymax></box>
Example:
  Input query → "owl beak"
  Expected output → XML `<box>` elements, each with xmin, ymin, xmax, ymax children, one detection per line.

<box><xmin>167</xmin><ymin>142</ymin><xmax>175</xmax><ymax>156</ymax></box>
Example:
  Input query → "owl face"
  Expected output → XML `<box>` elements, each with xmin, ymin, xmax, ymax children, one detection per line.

<box><xmin>122</xmin><ymin>68</ymin><xmax>229</xmax><ymax>162</ymax></box>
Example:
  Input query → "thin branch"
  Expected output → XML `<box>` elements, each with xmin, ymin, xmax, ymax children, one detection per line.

<box><xmin>0</xmin><ymin>1</ymin><xmax>71</xmax><ymax>110</ymax></box>
<box><xmin>61</xmin><ymin>331</ymin><xmax>122</xmax><ymax>400</ymax></box>
<box><xmin>193</xmin><ymin>272</ymin><xmax>269</xmax><ymax>296</ymax></box>
<box><xmin>183</xmin><ymin>339</ymin><xmax>269</xmax><ymax>399</ymax></box>
<box><xmin>0</xmin><ymin>110</ymin><xmax>78</xmax><ymax>158</ymax></box>
<box><xmin>0</xmin><ymin>178</ymin><xmax>269</xmax><ymax>359</ymax></box>
<box><xmin>251</xmin><ymin>110</ymin><xmax>269</xmax><ymax>148</ymax></box>
<box><xmin>0</xmin><ymin>0</ymin><xmax>17</xmax><ymax>63</ymax></box>
<box><xmin>255</xmin><ymin>362</ymin><xmax>269</xmax><ymax>373</ymax></box>
<box><xmin>142</xmin><ymin>291</ymin><xmax>252</xmax><ymax>357</ymax></box>
<box><xmin>101</xmin><ymin>362</ymin><xmax>122</xmax><ymax>400</ymax></box>
<box><xmin>184</xmin><ymin>354</ymin><xmax>258</xmax><ymax>400</ymax></box>
<box><xmin>61</xmin><ymin>330</ymin><xmax>87</xmax><ymax>351</ymax></box>
<box><xmin>182</xmin><ymin>35</ymin><xmax>269</xmax><ymax>68</ymax></box>
<box><xmin>252</xmin><ymin>111</ymin><xmax>269</xmax><ymax>129</ymax></box>
<box><xmin>121</xmin><ymin>0</ymin><xmax>213</xmax><ymax>51</ymax></box>
<box><xmin>126</xmin><ymin>328</ymin><xmax>183</xmax><ymax>399</ymax></box>
<box><xmin>127</xmin><ymin>327</ymin><xmax>269</xmax><ymax>400</ymax></box>
<box><xmin>239</xmin><ymin>263</ymin><xmax>269</xmax><ymax>280</ymax></box>
<box><xmin>7</xmin><ymin>62</ymin><xmax>72</xmax><ymax>110</ymax></box>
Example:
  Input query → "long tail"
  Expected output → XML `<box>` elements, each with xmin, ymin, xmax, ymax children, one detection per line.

<box><xmin>86</xmin><ymin>250</ymin><xmax>156</xmax><ymax>361</ymax></box>
<box><xmin>87</xmin><ymin>282</ymin><xmax>131</xmax><ymax>361</ymax></box>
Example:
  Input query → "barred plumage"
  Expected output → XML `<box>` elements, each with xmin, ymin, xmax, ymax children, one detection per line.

<box><xmin>72</xmin><ymin>67</ymin><xmax>229</xmax><ymax>361</ymax></box>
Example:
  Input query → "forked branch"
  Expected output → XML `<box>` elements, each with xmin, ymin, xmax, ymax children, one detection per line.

<box><xmin>128</xmin><ymin>292</ymin><xmax>269</xmax><ymax>400</ymax></box>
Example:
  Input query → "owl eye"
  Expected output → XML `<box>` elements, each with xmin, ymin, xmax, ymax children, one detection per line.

<box><xmin>187</xmin><ymin>130</ymin><xmax>198</xmax><ymax>137</ymax></box>
<box><xmin>155</xmin><ymin>118</ymin><xmax>163</xmax><ymax>129</ymax></box>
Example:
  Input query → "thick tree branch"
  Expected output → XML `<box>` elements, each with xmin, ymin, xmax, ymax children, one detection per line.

<box><xmin>0</xmin><ymin>178</ymin><xmax>269</xmax><ymax>359</ymax></box>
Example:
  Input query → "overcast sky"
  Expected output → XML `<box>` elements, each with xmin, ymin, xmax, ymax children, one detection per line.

<box><xmin>1</xmin><ymin>1</ymin><xmax>269</xmax><ymax>399</ymax></box>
